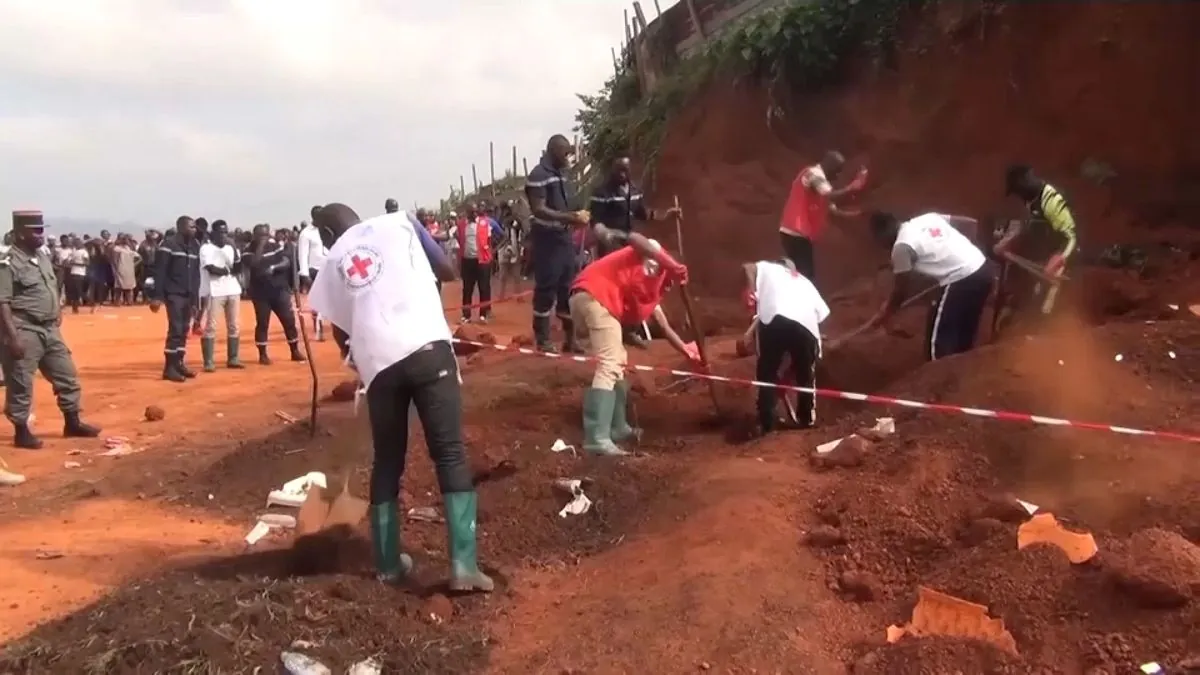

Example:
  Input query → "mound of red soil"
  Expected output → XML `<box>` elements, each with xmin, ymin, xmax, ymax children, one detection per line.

<box><xmin>1106</xmin><ymin>528</ymin><xmax>1200</xmax><ymax>609</ymax></box>
<box><xmin>452</xmin><ymin>325</ymin><xmax>497</xmax><ymax>355</ymax></box>
<box><xmin>801</xmin><ymin>317</ymin><xmax>1200</xmax><ymax>670</ymax></box>
<box><xmin>851</xmin><ymin>637</ymin><xmax>1024</xmax><ymax>675</ymax></box>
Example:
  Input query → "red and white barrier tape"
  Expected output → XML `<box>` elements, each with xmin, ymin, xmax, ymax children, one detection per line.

<box><xmin>451</xmin><ymin>337</ymin><xmax>1200</xmax><ymax>444</ymax></box>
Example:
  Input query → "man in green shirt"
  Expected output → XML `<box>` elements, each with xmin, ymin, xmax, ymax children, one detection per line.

<box><xmin>996</xmin><ymin>165</ymin><xmax>1079</xmax><ymax>317</ymax></box>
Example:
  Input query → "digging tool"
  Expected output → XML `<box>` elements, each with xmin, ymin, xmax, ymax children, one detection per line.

<box><xmin>295</xmin><ymin>474</ymin><xmax>368</xmax><ymax>537</ymax></box>
<box><xmin>677</xmin><ymin>286</ymin><xmax>722</xmax><ymax>415</ymax></box>
<box><xmin>999</xmin><ymin>250</ymin><xmax>1070</xmax><ymax>284</ymax></box>
<box><xmin>291</xmin><ymin>280</ymin><xmax>320</xmax><ymax>438</ymax></box>
<box><xmin>825</xmin><ymin>284</ymin><xmax>941</xmax><ymax>352</ymax></box>
<box><xmin>670</xmin><ymin>195</ymin><xmax>693</xmax><ymax>335</ymax></box>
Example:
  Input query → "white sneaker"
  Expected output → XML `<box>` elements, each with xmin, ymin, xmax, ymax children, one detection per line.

<box><xmin>479</xmin><ymin>316</ymin><xmax>489</xmax><ymax>325</ymax></box>
<box><xmin>459</xmin><ymin>317</ymin><xmax>470</xmax><ymax>325</ymax></box>
<box><xmin>0</xmin><ymin>469</ymin><xmax>26</xmax><ymax>487</ymax></box>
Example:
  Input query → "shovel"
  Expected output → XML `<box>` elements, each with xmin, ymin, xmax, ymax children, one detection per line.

<box><xmin>295</xmin><ymin>474</ymin><xmax>368</xmax><ymax>537</ymax></box>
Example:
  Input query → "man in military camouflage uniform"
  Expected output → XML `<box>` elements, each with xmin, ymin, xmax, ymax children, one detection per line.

<box><xmin>0</xmin><ymin>210</ymin><xmax>101</xmax><ymax>449</ymax></box>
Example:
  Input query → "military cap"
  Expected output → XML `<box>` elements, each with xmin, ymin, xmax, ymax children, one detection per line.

<box><xmin>12</xmin><ymin>210</ymin><xmax>44</xmax><ymax>228</ymax></box>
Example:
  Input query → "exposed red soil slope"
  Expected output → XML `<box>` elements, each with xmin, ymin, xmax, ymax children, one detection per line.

<box><xmin>645</xmin><ymin>1</ymin><xmax>1200</xmax><ymax>319</ymax></box>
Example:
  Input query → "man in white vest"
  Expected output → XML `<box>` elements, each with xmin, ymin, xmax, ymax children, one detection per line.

<box><xmin>308</xmin><ymin>202</ymin><xmax>493</xmax><ymax>593</ymax></box>
<box><xmin>859</xmin><ymin>211</ymin><xmax>994</xmax><ymax>361</ymax></box>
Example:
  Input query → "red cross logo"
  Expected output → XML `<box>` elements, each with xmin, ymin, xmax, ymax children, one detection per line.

<box><xmin>347</xmin><ymin>254</ymin><xmax>373</xmax><ymax>278</ymax></box>
<box><xmin>928</xmin><ymin>227</ymin><xmax>943</xmax><ymax>238</ymax></box>
<box><xmin>341</xmin><ymin>247</ymin><xmax>382</xmax><ymax>288</ymax></box>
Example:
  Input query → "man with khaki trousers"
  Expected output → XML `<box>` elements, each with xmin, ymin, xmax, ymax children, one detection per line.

<box><xmin>568</xmin><ymin>224</ymin><xmax>700</xmax><ymax>456</ymax></box>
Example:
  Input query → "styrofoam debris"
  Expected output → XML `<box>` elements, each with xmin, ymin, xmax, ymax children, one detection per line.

<box><xmin>267</xmin><ymin>472</ymin><xmax>327</xmax><ymax>508</ymax></box>
<box><xmin>407</xmin><ymin>506</ymin><xmax>443</xmax><ymax>523</ymax></box>
<box><xmin>63</xmin><ymin>461</ymin><xmax>81</xmax><ymax>469</ymax></box>
<box><xmin>550</xmin><ymin>439</ymin><xmax>576</xmax><ymax>454</ymax></box>
<box><xmin>347</xmin><ymin>657</ymin><xmax>382</xmax><ymax>675</ymax></box>
<box><xmin>244</xmin><ymin>521</ymin><xmax>272</xmax><ymax>545</ymax></box>
<box><xmin>559</xmin><ymin>492</ymin><xmax>592</xmax><ymax>518</ymax></box>
<box><xmin>816</xmin><ymin>438</ymin><xmax>843</xmax><ymax>455</ymax></box>
<box><xmin>1168</xmin><ymin>351</ymin><xmax>1177</xmax><ymax>359</ymax></box>
<box><xmin>1167</xmin><ymin>304</ymin><xmax>1179</xmax><ymax>311</ymax></box>
<box><xmin>1114</xmin><ymin>354</ymin><xmax>1124</xmax><ymax>362</ymax></box>
<box><xmin>1016</xmin><ymin>499</ymin><xmax>1039</xmax><ymax>515</ymax></box>
<box><xmin>871</xmin><ymin>417</ymin><xmax>895</xmax><ymax>436</ymax></box>
<box><xmin>1140</xmin><ymin>662</ymin><xmax>1162</xmax><ymax>674</ymax></box>
<box><xmin>258</xmin><ymin>513</ymin><xmax>297</xmax><ymax>529</ymax></box>
<box><xmin>280</xmin><ymin>651</ymin><xmax>331</xmax><ymax>675</ymax></box>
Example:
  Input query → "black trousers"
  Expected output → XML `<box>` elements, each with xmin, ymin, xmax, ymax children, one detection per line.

<box><xmin>460</xmin><ymin>258</ymin><xmax>493</xmax><ymax>319</ymax></box>
<box><xmin>532</xmin><ymin>240</ymin><xmax>576</xmax><ymax>322</ymax></box>
<box><xmin>780</xmin><ymin>233</ymin><xmax>816</xmax><ymax>285</ymax></box>
<box><xmin>756</xmin><ymin>316</ymin><xmax>819</xmax><ymax>432</ymax></box>
<box><xmin>164</xmin><ymin>293</ymin><xmax>194</xmax><ymax>356</ymax></box>
<box><xmin>366</xmin><ymin>341</ymin><xmax>472</xmax><ymax>504</ymax></box>
<box><xmin>66</xmin><ymin>275</ymin><xmax>87</xmax><ymax>311</ymax></box>
<box><xmin>251</xmin><ymin>288</ymin><xmax>299</xmax><ymax>348</ymax></box>
<box><xmin>926</xmin><ymin>263</ymin><xmax>994</xmax><ymax>361</ymax></box>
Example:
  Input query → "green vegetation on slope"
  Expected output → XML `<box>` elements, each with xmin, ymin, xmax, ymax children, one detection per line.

<box><xmin>575</xmin><ymin>0</ymin><xmax>928</xmax><ymax>180</ymax></box>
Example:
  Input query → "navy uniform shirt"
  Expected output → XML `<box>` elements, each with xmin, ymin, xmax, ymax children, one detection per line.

<box><xmin>588</xmin><ymin>180</ymin><xmax>649</xmax><ymax>234</ymax></box>
<box><xmin>150</xmin><ymin>234</ymin><xmax>202</xmax><ymax>301</ymax></box>
<box><xmin>524</xmin><ymin>158</ymin><xmax>574</xmax><ymax>247</ymax></box>
<box><xmin>243</xmin><ymin>239</ymin><xmax>293</xmax><ymax>295</ymax></box>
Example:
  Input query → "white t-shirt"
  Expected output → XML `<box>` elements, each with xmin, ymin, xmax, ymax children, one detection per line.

<box><xmin>755</xmin><ymin>261</ymin><xmax>830</xmax><ymax>351</ymax></box>
<box><xmin>892</xmin><ymin>213</ymin><xmax>985</xmax><ymax>286</ymax></box>
<box><xmin>67</xmin><ymin>248</ymin><xmax>89</xmax><ymax>276</ymax></box>
<box><xmin>308</xmin><ymin>211</ymin><xmax>451</xmax><ymax>390</ymax></box>
<box><xmin>200</xmin><ymin>242</ymin><xmax>243</xmax><ymax>297</ymax></box>
<box><xmin>297</xmin><ymin>225</ymin><xmax>327</xmax><ymax>274</ymax></box>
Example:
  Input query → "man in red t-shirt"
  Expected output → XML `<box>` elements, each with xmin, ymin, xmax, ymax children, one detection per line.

<box><xmin>569</xmin><ymin>225</ymin><xmax>701</xmax><ymax>456</ymax></box>
<box><xmin>778</xmin><ymin>150</ymin><xmax>868</xmax><ymax>285</ymax></box>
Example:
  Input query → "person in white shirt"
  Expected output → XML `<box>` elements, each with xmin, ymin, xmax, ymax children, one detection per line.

<box><xmin>860</xmin><ymin>211</ymin><xmax>994</xmax><ymax>361</ymax></box>
<box><xmin>296</xmin><ymin>214</ymin><xmax>327</xmax><ymax>342</ymax></box>
<box><xmin>64</xmin><ymin>238</ymin><xmax>90</xmax><ymax>313</ymax></box>
<box><xmin>308</xmin><ymin>202</ymin><xmax>492</xmax><ymax>593</ymax></box>
<box><xmin>742</xmin><ymin>258</ymin><xmax>830</xmax><ymax>434</ymax></box>
<box><xmin>199</xmin><ymin>221</ymin><xmax>246</xmax><ymax>371</ymax></box>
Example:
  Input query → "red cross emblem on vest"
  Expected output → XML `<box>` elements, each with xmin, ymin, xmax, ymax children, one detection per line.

<box><xmin>341</xmin><ymin>247</ymin><xmax>382</xmax><ymax>288</ymax></box>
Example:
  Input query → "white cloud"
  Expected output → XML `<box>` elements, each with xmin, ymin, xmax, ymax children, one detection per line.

<box><xmin>0</xmin><ymin>0</ymin><xmax>667</xmax><ymax>229</ymax></box>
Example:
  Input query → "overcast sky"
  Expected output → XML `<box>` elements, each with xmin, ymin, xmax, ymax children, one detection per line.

<box><xmin>0</xmin><ymin>0</ymin><xmax>672</xmax><ymax>231</ymax></box>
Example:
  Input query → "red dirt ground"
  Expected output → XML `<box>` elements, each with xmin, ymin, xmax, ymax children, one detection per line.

<box><xmin>5</xmin><ymin>3</ymin><xmax>1200</xmax><ymax>673</ymax></box>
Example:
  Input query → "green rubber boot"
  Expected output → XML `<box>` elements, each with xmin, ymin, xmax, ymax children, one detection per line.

<box><xmin>368</xmin><ymin>501</ymin><xmax>413</xmax><ymax>583</ymax></box>
<box><xmin>226</xmin><ymin>337</ymin><xmax>245</xmax><ymax>369</ymax></box>
<box><xmin>443</xmin><ymin>491</ymin><xmax>494</xmax><ymax>593</ymax></box>
<box><xmin>610</xmin><ymin>379</ymin><xmax>642</xmax><ymax>444</ymax></box>
<box><xmin>200</xmin><ymin>337</ymin><xmax>216</xmax><ymax>372</ymax></box>
<box><xmin>582</xmin><ymin>387</ymin><xmax>628</xmax><ymax>456</ymax></box>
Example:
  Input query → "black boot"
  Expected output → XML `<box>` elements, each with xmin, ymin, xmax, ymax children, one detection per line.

<box><xmin>177</xmin><ymin>353</ymin><xmax>197</xmax><ymax>379</ymax></box>
<box><xmin>289</xmin><ymin>342</ymin><xmax>306</xmax><ymax>362</ymax></box>
<box><xmin>13</xmin><ymin>423</ymin><xmax>43</xmax><ymax>450</ymax></box>
<box><xmin>63</xmin><ymin>413</ymin><xmax>101</xmax><ymax>438</ymax></box>
<box><xmin>258</xmin><ymin>345</ymin><xmax>272</xmax><ymax>365</ymax></box>
<box><xmin>533</xmin><ymin>315</ymin><xmax>556</xmax><ymax>354</ymax></box>
<box><xmin>162</xmin><ymin>354</ymin><xmax>186</xmax><ymax>382</ymax></box>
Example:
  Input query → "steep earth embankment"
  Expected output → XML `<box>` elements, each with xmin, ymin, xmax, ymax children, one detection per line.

<box><xmin>646</xmin><ymin>1</ymin><xmax>1200</xmax><ymax>317</ymax></box>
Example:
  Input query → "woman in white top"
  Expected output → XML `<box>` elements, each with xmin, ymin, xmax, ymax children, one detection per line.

<box><xmin>64</xmin><ymin>238</ymin><xmax>91</xmax><ymax>313</ymax></box>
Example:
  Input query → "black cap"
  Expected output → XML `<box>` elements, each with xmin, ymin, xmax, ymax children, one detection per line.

<box><xmin>12</xmin><ymin>210</ymin><xmax>44</xmax><ymax>228</ymax></box>
<box><xmin>385</xmin><ymin>198</ymin><xmax>399</xmax><ymax>211</ymax></box>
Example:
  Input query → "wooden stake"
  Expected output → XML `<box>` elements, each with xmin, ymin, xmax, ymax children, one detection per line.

<box><xmin>512</xmin><ymin>145</ymin><xmax>518</xmax><ymax>176</ymax></box>
<box><xmin>489</xmin><ymin>142</ymin><xmax>496</xmax><ymax>196</ymax></box>
<box><xmin>522</xmin><ymin>157</ymin><xmax>529</xmax><ymax>175</ymax></box>
<box><xmin>677</xmin><ymin>288</ymin><xmax>720</xmax><ymax>416</ymax></box>
<box><xmin>471</xmin><ymin>164</ymin><xmax>479</xmax><ymax>193</ymax></box>
<box><xmin>633</xmin><ymin>2</ymin><xmax>647</xmax><ymax>31</ymax></box>
<box><xmin>683</xmin><ymin>0</ymin><xmax>706</xmax><ymax>39</ymax></box>
<box><xmin>653</xmin><ymin>0</ymin><xmax>661</xmax><ymax>15</ymax></box>
<box><xmin>460</xmin><ymin>175</ymin><xmax>466</xmax><ymax>197</ymax></box>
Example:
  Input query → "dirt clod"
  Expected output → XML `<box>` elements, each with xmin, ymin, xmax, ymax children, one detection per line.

<box><xmin>1107</xmin><ymin>528</ymin><xmax>1200</xmax><ymax>609</ymax></box>
<box><xmin>330</xmin><ymin>380</ymin><xmax>359</xmax><ymax>402</ymax></box>
<box><xmin>837</xmin><ymin>570</ymin><xmax>877</xmax><ymax>601</ymax></box>
<box><xmin>978</xmin><ymin>494</ymin><xmax>1034</xmax><ymax>524</ymax></box>
<box><xmin>453</xmin><ymin>325</ymin><xmax>497</xmax><ymax>355</ymax></box>
<box><xmin>804</xmin><ymin>525</ymin><xmax>846</xmax><ymax>548</ymax></box>
<box><xmin>422</xmin><ymin>593</ymin><xmax>454</xmax><ymax>624</ymax></box>
<box><xmin>959</xmin><ymin>518</ymin><xmax>1007</xmax><ymax>547</ymax></box>
<box><xmin>143</xmin><ymin>405</ymin><xmax>165</xmax><ymax>422</ymax></box>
